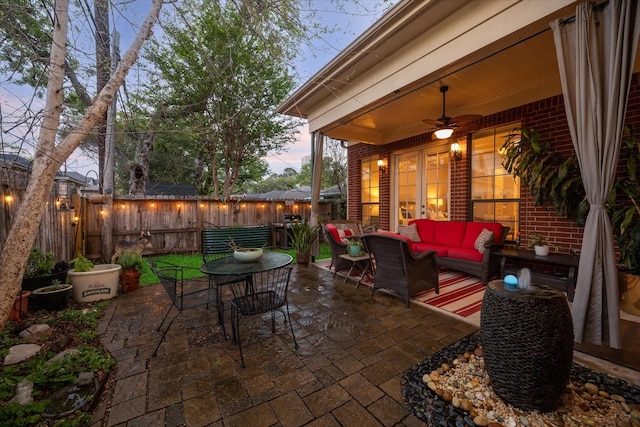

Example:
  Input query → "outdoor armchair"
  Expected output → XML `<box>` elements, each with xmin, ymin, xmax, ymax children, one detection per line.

<box><xmin>361</xmin><ymin>233</ymin><xmax>439</xmax><ymax>307</ymax></box>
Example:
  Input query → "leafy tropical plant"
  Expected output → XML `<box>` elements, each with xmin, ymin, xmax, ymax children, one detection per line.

<box><xmin>289</xmin><ymin>220</ymin><xmax>321</xmax><ymax>254</ymax></box>
<box><xmin>502</xmin><ymin>126</ymin><xmax>640</xmax><ymax>271</ymax></box>
<box><xmin>24</xmin><ymin>248</ymin><xmax>55</xmax><ymax>278</ymax></box>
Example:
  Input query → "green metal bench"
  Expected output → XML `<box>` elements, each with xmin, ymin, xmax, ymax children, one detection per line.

<box><xmin>201</xmin><ymin>226</ymin><xmax>271</xmax><ymax>258</ymax></box>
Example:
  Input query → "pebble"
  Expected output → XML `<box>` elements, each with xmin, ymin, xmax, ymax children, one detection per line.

<box><xmin>427</xmin><ymin>381</ymin><xmax>437</xmax><ymax>392</ymax></box>
<box><xmin>430</xmin><ymin>371</ymin><xmax>440</xmax><ymax>382</ymax></box>
<box><xmin>488</xmin><ymin>423</ymin><xmax>504</xmax><ymax>427</ymax></box>
<box><xmin>441</xmin><ymin>363</ymin><xmax>451</xmax><ymax>372</ymax></box>
<box><xmin>442</xmin><ymin>390</ymin><xmax>453</xmax><ymax>401</ymax></box>
<box><xmin>612</xmin><ymin>394</ymin><xmax>626</xmax><ymax>403</ymax></box>
<box><xmin>584</xmin><ymin>383</ymin><xmax>599</xmax><ymax>394</ymax></box>
<box><xmin>452</xmin><ymin>396</ymin><xmax>461</xmax><ymax>408</ymax></box>
<box><xmin>474</xmin><ymin>415</ymin><xmax>489</xmax><ymax>426</ymax></box>
<box><xmin>461</xmin><ymin>398</ymin><xmax>473</xmax><ymax>411</ymax></box>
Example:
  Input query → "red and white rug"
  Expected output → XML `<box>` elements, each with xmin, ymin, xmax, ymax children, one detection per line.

<box><xmin>314</xmin><ymin>259</ymin><xmax>484</xmax><ymax>326</ymax></box>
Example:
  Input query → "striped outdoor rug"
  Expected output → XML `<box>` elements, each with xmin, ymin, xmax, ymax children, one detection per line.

<box><xmin>314</xmin><ymin>259</ymin><xmax>484</xmax><ymax>326</ymax></box>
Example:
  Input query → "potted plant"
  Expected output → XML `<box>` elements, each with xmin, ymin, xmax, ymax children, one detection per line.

<box><xmin>68</xmin><ymin>254</ymin><xmax>121</xmax><ymax>302</ymax></box>
<box><xmin>290</xmin><ymin>220</ymin><xmax>321</xmax><ymax>266</ymax></box>
<box><xmin>115</xmin><ymin>252</ymin><xmax>145</xmax><ymax>293</ymax></box>
<box><xmin>21</xmin><ymin>247</ymin><xmax>69</xmax><ymax>292</ymax></box>
<box><xmin>347</xmin><ymin>237</ymin><xmax>364</xmax><ymax>257</ymax></box>
<box><xmin>526</xmin><ymin>233</ymin><xmax>561</xmax><ymax>256</ymax></box>
<box><xmin>29</xmin><ymin>279</ymin><xmax>73</xmax><ymax>311</ymax></box>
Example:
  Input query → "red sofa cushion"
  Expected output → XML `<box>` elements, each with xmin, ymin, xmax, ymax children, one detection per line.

<box><xmin>409</xmin><ymin>219</ymin><xmax>436</xmax><ymax>243</ymax></box>
<box><xmin>325</xmin><ymin>224</ymin><xmax>343</xmax><ymax>244</ymax></box>
<box><xmin>433</xmin><ymin>221</ymin><xmax>467</xmax><ymax>247</ymax></box>
<box><xmin>411</xmin><ymin>242</ymin><xmax>449</xmax><ymax>257</ymax></box>
<box><xmin>446</xmin><ymin>247</ymin><xmax>484</xmax><ymax>262</ymax></box>
<box><xmin>461</xmin><ymin>222</ymin><xmax>504</xmax><ymax>249</ymax></box>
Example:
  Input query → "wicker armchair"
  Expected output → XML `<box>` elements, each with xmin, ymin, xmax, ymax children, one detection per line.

<box><xmin>323</xmin><ymin>223</ymin><xmax>352</xmax><ymax>274</ymax></box>
<box><xmin>361</xmin><ymin>233</ymin><xmax>439</xmax><ymax>307</ymax></box>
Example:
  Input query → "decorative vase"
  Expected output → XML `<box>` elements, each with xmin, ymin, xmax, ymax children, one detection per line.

<box><xmin>619</xmin><ymin>270</ymin><xmax>640</xmax><ymax>316</ymax></box>
<box><xmin>120</xmin><ymin>269</ymin><xmax>142</xmax><ymax>293</ymax></box>
<box><xmin>534</xmin><ymin>245</ymin><xmax>549</xmax><ymax>256</ymax></box>
<box><xmin>9</xmin><ymin>291</ymin><xmax>31</xmax><ymax>321</ymax></box>
<box><xmin>30</xmin><ymin>285</ymin><xmax>72</xmax><ymax>311</ymax></box>
<box><xmin>68</xmin><ymin>264</ymin><xmax>121</xmax><ymax>302</ymax></box>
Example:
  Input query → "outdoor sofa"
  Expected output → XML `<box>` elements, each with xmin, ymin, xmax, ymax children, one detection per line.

<box><xmin>389</xmin><ymin>219</ymin><xmax>509</xmax><ymax>284</ymax></box>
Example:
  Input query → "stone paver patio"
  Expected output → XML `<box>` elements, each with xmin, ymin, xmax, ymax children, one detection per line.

<box><xmin>92</xmin><ymin>263</ymin><xmax>477</xmax><ymax>426</ymax></box>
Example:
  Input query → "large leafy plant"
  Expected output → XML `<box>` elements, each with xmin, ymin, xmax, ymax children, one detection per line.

<box><xmin>501</xmin><ymin>127</ymin><xmax>640</xmax><ymax>271</ymax></box>
<box><xmin>289</xmin><ymin>220</ymin><xmax>321</xmax><ymax>254</ymax></box>
<box><xmin>24</xmin><ymin>248</ymin><xmax>55</xmax><ymax>278</ymax></box>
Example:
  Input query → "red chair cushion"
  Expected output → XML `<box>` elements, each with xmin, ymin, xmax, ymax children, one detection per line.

<box><xmin>433</xmin><ymin>221</ymin><xmax>467</xmax><ymax>247</ymax></box>
<box><xmin>410</xmin><ymin>219</ymin><xmax>436</xmax><ymax>243</ymax></box>
<box><xmin>461</xmin><ymin>222</ymin><xmax>504</xmax><ymax>249</ymax></box>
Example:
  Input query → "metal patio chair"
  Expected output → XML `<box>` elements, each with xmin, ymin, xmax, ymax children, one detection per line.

<box><xmin>226</xmin><ymin>267</ymin><xmax>298</xmax><ymax>368</ymax></box>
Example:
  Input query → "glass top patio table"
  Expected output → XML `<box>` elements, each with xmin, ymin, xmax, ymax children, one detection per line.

<box><xmin>200</xmin><ymin>251</ymin><xmax>293</xmax><ymax>276</ymax></box>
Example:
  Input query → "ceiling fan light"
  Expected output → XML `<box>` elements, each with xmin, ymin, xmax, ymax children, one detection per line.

<box><xmin>434</xmin><ymin>127</ymin><xmax>454</xmax><ymax>139</ymax></box>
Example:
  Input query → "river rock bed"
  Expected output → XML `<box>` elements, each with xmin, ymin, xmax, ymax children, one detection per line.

<box><xmin>402</xmin><ymin>333</ymin><xmax>640</xmax><ymax>426</ymax></box>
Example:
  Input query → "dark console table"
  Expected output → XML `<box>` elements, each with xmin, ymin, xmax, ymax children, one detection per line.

<box><xmin>491</xmin><ymin>248</ymin><xmax>580</xmax><ymax>301</ymax></box>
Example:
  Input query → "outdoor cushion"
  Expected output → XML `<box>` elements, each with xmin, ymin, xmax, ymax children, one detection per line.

<box><xmin>325</xmin><ymin>224</ymin><xmax>343</xmax><ymax>244</ymax></box>
<box><xmin>461</xmin><ymin>222</ymin><xmax>504</xmax><ymax>249</ymax></box>
<box><xmin>398</xmin><ymin>223</ymin><xmax>421</xmax><ymax>242</ymax></box>
<box><xmin>433</xmin><ymin>221</ymin><xmax>467</xmax><ymax>247</ymax></box>
<box><xmin>337</xmin><ymin>228</ymin><xmax>355</xmax><ymax>244</ymax></box>
<box><xmin>410</xmin><ymin>219</ymin><xmax>436</xmax><ymax>243</ymax></box>
<box><xmin>411</xmin><ymin>243</ymin><xmax>449</xmax><ymax>257</ymax></box>
<box><xmin>446</xmin><ymin>247</ymin><xmax>484</xmax><ymax>262</ymax></box>
<box><xmin>474</xmin><ymin>229</ymin><xmax>494</xmax><ymax>253</ymax></box>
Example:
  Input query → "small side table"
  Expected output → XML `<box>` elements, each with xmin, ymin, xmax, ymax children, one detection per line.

<box><xmin>338</xmin><ymin>253</ymin><xmax>372</xmax><ymax>287</ymax></box>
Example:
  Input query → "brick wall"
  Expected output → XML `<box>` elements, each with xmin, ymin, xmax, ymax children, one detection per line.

<box><xmin>346</xmin><ymin>73</ymin><xmax>640</xmax><ymax>253</ymax></box>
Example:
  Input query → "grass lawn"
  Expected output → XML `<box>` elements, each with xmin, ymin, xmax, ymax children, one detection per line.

<box><xmin>140</xmin><ymin>243</ymin><xmax>331</xmax><ymax>286</ymax></box>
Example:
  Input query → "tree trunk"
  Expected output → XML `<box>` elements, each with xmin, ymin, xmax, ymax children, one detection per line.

<box><xmin>0</xmin><ymin>0</ymin><xmax>163</xmax><ymax>330</ymax></box>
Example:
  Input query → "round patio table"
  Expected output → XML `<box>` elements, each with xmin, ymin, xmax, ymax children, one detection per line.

<box><xmin>200</xmin><ymin>251</ymin><xmax>293</xmax><ymax>276</ymax></box>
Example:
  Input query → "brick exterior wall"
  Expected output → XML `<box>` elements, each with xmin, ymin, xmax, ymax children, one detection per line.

<box><xmin>347</xmin><ymin>73</ymin><xmax>640</xmax><ymax>254</ymax></box>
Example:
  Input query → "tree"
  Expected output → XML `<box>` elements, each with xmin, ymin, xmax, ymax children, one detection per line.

<box><xmin>296</xmin><ymin>138</ymin><xmax>347</xmax><ymax>190</ymax></box>
<box><xmin>0</xmin><ymin>0</ymin><xmax>162</xmax><ymax>330</ymax></box>
<box><xmin>127</xmin><ymin>0</ymin><xmax>303</xmax><ymax>199</ymax></box>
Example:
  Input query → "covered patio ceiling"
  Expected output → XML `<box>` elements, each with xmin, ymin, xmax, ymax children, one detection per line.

<box><xmin>280</xmin><ymin>0</ymin><xmax>640</xmax><ymax>145</ymax></box>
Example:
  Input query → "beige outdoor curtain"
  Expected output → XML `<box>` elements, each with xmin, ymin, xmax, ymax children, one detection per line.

<box><xmin>551</xmin><ymin>0</ymin><xmax>640</xmax><ymax>348</ymax></box>
<box><xmin>310</xmin><ymin>131</ymin><xmax>324</xmax><ymax>258</ymax></box>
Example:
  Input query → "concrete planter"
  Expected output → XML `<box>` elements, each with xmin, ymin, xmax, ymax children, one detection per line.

<box><xmin>68</xmin><ymin>264</ymin><xmax>121</xmax><ymax>302</ymax></box>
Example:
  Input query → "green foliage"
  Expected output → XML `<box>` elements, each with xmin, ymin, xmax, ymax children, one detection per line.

<box><xmin>502</xmin><ymin>126</ymin><xmax>640</xmax><ymax>271</ymax></box>
<box><xmin>289</xmin><ymin>220</ymin><xmax>321</xmax><ymax>254</ymax></box>
<box><xmin>70</xmin><ymin>254</ymin><xmax>94</xmax><ymax>272</ymax></box>
<box><xmin>0</xmin><ymin>400</ymin><xmax>48</xmax><ymax>426</ymax></box>
<box><xmin>24</xmin><ymin>248</ymin><xmax>55</xmax><ymax>278</ymax></box>
<box><xmin>140</xmin><ymin>0</ymin><xmax>302</xmax><ymax>199</ymax></box>
<box><xmin>501</xmin><ymin>128</ymin><xmax>588</xmax><ymax>225</ymax></box>
<box><xmin>114</xmin><ymin>251</ymin><xmax>145</xmax><ymax>272</ymax></box>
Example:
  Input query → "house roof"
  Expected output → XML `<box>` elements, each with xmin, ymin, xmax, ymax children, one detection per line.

<box><xmin>278</xmin><ymin>0</ymin><xmax>640</xmax><ymax>145</ymax></box>
<box><xmin>1</xmin><ymin>153</ymin><xmax>92</xmax><ymax>186</ymax></box>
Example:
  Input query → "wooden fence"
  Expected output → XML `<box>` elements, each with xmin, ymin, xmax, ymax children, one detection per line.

<box><xmin>82</xmin><ymin>197</ymin><xmax>333</xmax><ymax>260</ymax></box>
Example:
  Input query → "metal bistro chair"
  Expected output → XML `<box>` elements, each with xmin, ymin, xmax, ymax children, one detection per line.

<box><xmin>149</xmin><ymin>260</ymin><xmax>215</xmax><ymax>356</ymax></box>
<box><xmin>226</xmin><ymin>267</ymin><xmax>298</xmax><ymax>368</ymax></box>
<box><xmin>201</xmin><ymin>230</ymin><xmax>249</xmax><ymax>337</ymax></box>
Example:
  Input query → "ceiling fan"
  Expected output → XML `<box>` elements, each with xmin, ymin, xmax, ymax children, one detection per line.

<box><xmin>423</xmin><ymin>85</ymin><xmax>483</xmax><ymax>139</ymax></box>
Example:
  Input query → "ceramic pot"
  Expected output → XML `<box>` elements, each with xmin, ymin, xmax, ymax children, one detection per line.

<box><xmin>348</xmin><ymin>245</ymin><xmax>363</xmax><ymax>257</ymax></box>
<box><xmin>534</xmin><ymin>245</ymin><xmax>549</xmax><ymax>256</ymax></box>
<box><xmin>233</xmin><ymin>248</ymin><xmax>263</xmax><ymax>263</ymax></box>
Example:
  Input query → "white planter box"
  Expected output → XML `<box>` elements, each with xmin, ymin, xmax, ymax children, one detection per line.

<box><xmin>68</xmin><ymin>264</ymin><xmax>121</xmax><ymax>302</ymax></box>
